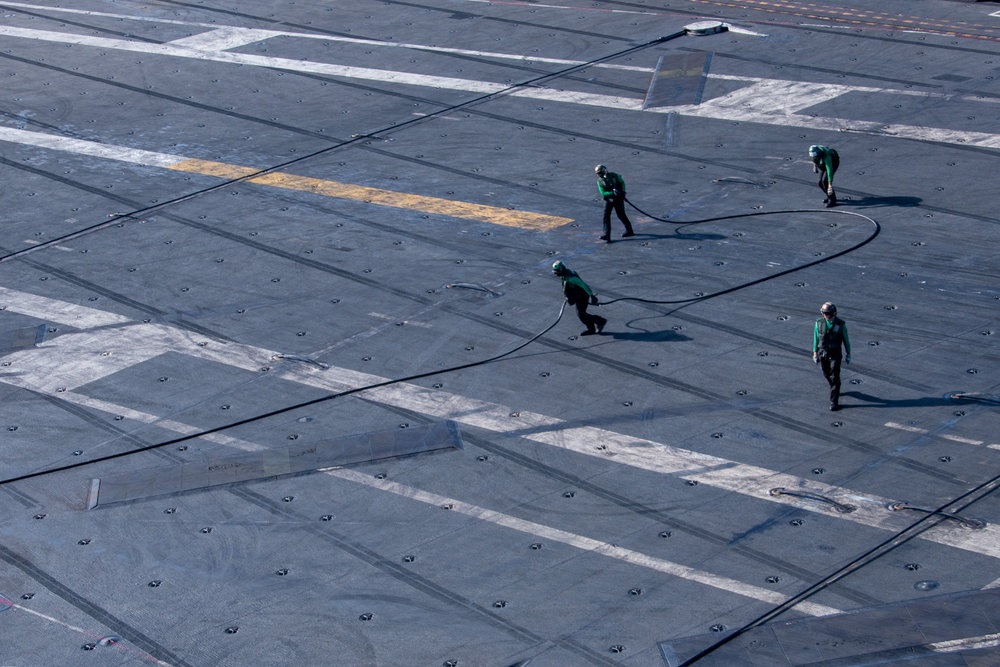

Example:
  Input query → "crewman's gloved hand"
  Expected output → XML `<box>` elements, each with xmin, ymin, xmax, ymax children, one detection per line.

<box><xmin>827</xmin><ymin>186</ymin><xmax>835</xmax><ymax>196</ymax></box>
<box><xmin>845</xmin><ymin>355</ymin><xmax>851</xmax><ymax>364</ymax></box>
<box><xmin>590</xmin><ymin>295</ymin><xmax>599</xmax><ymax>306</ymax></box>
<box><xmin>813</xmin><ymin>352</ymin><xmax>819</xmax><ymax>364</ymax></box>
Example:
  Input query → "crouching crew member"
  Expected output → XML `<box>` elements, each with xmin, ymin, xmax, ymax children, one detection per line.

<box><xmin>552</xmin><ymin>261</ymin><xmax>607</xmax><ymax>336</ymax></box>
<box><xmin>809</xmin><ymin>145</ymin><xmax>839</xmax><ymax>208</ymax></box>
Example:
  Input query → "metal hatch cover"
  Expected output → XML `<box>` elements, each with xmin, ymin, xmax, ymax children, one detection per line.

<box><xmin>87</xmin><ymin>420</ymin><xmax>463</xmax><ymax>509</ymax></box>
<box><xmin>659</xmin><ymin>587</ymin><xmax>1000</xmax><ymax>666</ymax></box>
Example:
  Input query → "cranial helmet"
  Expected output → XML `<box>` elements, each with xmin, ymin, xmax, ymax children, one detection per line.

<box><xmin>821</xmin><ymin>301</ymin><xmax>837</xmax><ymax>314</ymax></box>
<box><xmin>552</xmin><ymin>260</ymin><xmax>567</xmax><ymax>274</ymax></box>
<box><xmin>594</xmin><ymin>164</ymin><xmax>607</xmax><ymax>175</ymax></box>
<box><xmin>808</xmin><ymin>145</ymin><xmax>821</xmax><ymax>158</ymax></box>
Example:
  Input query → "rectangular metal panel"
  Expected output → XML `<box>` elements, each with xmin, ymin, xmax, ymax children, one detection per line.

<box><xmin>88</xmin><ymin>420</ymin><xmax>463</xmax><ymax>509</ymax></box>
<box><xmin>659</xmin><ymin>588</ymin><xmax>1000</xmax><ymax>666</ymax></box>
<box><xmin>0</xmin><ymin>323</ymin><xmax>46</xmax><ymax>351</ymax></box>
<box><xmin>643</xmin><ymin>52</ymin><xmax>713</xmax><ymax>110</ymax></box>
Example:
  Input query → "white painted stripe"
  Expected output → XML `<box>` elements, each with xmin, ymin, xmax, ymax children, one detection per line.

<box><xmin>0</xmin><ymin>321</ymin><xmax>268</xmax><ymax>393</ymax></box>
<box><xmin>725</xmin><ymin>25</ymin><xmax>768</xmax><ymax>37</ymax></box>
<box><xmin>328</xmin><ymin>468</ymin><xmax>841</xmax><ymax>616</ymax></box>
<box><xmin>0</xmin><ymin>126</ymin><xmax>184</xmax><ymax>167</ymax></box>
<box><xmin>13</xmin><ymin>604</ymin><xmax>87</xmax><ymax>634</ymax></box>
<box><xmin>165</xmin><ymin>27</ymin><xmax>285</xmax><ymax>51</ymax></box>
<box><xmin>0</xmin><ymin>286</ymin><xmax>132</xmax><ymax>328</ymax></box>
<box><xmin>0</xmin><ymin>3</ymin><xmax>656</xmax><ymax>72</ymax></box>
<box><xmin>885</xmin><ymin>421</ymin><xmax>998</xmax><ymax>448</ymax></box>
<box><xmin>0</xmin><ymin>1</ymin><xmax>220</xmax><ymax>27</ymax></box>
<box><xmin>662</xmin><ymin>102</ymin><xmax>1000</xmax><ymax>149</ymax></box>
<box><xmin>56</xmin><ymin>391</ymin><xmax>264</xmax><ymax>453</ymax></box>
<box><xmin>0</xmin><ymin>25</ymin><xmax>507</xmax><ymax>93</ymax></box>
<box><xmin>0</xmin><ymin>24</ymin><xmax>995</xmax><ymax>148</ymax></box>
<box><xmin>0</xmin><ymin>25</ymin><xmax>639</xmax><ymax>107</ymax></box>
<box><xmin>695</xmin><ymin>80</ymin><xmax>846</xmax><ymax>114</ymax></box>
<box><xmin>931</xmin><ymin>632</ymin><xmax>1000</xmax><ymax>652</ymax></box>
<box><xmin>885</xmin><ymin>422</ymin><xmax>926</xmax><ymax>434</ymax></box>
<box><xmin>12</xmin><ymin>605</ymin><xmax>174</xmax><ymax>666</ymax></box>
<box><xmin>0</xmin><ymin>10</ymin><xmax>993</xmax><ymax>105</ymax></box>
<box><xmin>2</xmin><ymin>288</ymin><xmax>1000</xmax><ymax>562</ymax></box>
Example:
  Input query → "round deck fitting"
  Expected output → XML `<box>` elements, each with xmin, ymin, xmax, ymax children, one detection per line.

<box><xmin>685</xmin><ymin>21</ymin><xmax>728</xmax><ymax>36</ymax></box>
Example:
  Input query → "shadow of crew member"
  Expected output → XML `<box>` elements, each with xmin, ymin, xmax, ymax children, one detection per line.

<box><xmin>552</xmin><ymin>261</ymin><xmax>606</xmax><ymax>336</ymax></box>
<box><xmin>595</xmin><ymin>164</ymin><xmax>634</xmax><ymax>242</ymax></box>
<box><xmin>812</xmin><ymin>301</ymin><xmax>851</xmax><ymax>411</ymax></box>
<box><xmin>809</xmin><ymin>144</ymin><xmax>839</xmax><ymax>208</ymax></box>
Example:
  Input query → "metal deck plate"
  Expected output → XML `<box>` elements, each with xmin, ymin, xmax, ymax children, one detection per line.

<box><xmin>87</xmin><ymin>420</ymin><xmax>463</xmax><ymax>509</ymax></box>
<box><xmin>660</xmin><ymin>587</ymin><xmax>1000</xmax><ymax>666</ymax></box>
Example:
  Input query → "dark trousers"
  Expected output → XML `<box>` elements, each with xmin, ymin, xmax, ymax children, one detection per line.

<box><xmin>820</xmin><ymin>354</ymin><xmax>842</xmax><ymax>406</ymax></box>
<box><xmin>819</xmin><ymin>154</ymin><xmax>840</xmax><ymax>203</ymax></box>
<box><xmin>574</xmin><ymin>301</ymin><xmax>604</xmax><ymax>332</ymax></box>
<box><xmin>603</xmin><ymin>196</ymin><xmax>634</xmax><ymax>238</ymax></box>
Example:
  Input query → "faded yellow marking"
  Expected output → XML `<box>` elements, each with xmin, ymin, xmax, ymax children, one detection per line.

<box><xmin>169</xmin><ymin>158</ymin><xmax>260</xmax><ymax>179</ymax></box>
<box><xmin>167</xmin><ymin>158</ymin><xmax>572</xmax><ymax>231</ymax></box>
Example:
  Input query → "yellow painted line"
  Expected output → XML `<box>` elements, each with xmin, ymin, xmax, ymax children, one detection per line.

<box><xmin>167</xmin><ymin>158</ymin><xmax>572</xmax><ymax>231</ymax></box>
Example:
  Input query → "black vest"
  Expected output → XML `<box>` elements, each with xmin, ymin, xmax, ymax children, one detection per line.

<box><xmin>817</xmin><ymin>317</ymin><xmax>845</xmax><ymax>357</ymax></box>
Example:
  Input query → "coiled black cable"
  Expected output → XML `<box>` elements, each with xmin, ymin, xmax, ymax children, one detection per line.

<box><xmin>596</xmin><ymin>199</ymin><xmax>880</xmax><ymax>307</ymax></box>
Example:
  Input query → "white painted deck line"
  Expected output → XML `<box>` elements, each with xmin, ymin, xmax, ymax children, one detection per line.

<box><xmin>165</xmin><ymin>27</ymin><xmax>286</xmax><ymax>52</ymax></box>
<box><xmin>0</xmin><ymin>286</ymin><xmax>133</xmax><ymax>329</ymax></box>
<box><xmin>0</xmin><ymin>322</ymin><xmax>268</xmax><ymax>393</ymax></box>
<box><xmin>10</xmin><ymin>605</ymin><xmax>174</xmax><ymax>666</ymax></box>
<box><xmin>2</xmin><ymin>287</ymin><xmax>999</xmax><ymax>562</ymax></box>
<box><xmin>931</xmin><ymin>631</ymin><xmax>1000</xmax><ymax>653</ymax></box>
<box><xmin>697</xmin><ymin>80</ymin><xmax>848</xmax><ymax>114</ymax></box>
<box><xmin>885</xmin><ymin>421</ymin><xmax>1000</xmax><ymax>450</ymax></box>
<box><xmin>0</xmin><ymin>24</ymin><xmax>995</xmax><ymax>148</ymax></box>
<box><xmin>0</xmin><ymin>7</ymin><xmax>996</xmax><ymax>101</ymax></box>
<box><xmin>0</xmin><ymin>1</ymin><xmax>222</xmax><ymax>27</ymax></box>
<box><xmin>328</xmin><ymin>468</ymin><xmax>843</xmax><ymax>617</ymax></box>
<box><xmin>56</xmin><ymin>391</ymin><xmax>265</xmax><ymax>453</ymax></box>
<box><xmin>0</xmin><ymin>127</ymin><xmax>183</xmax><ymax>167</ymax></box>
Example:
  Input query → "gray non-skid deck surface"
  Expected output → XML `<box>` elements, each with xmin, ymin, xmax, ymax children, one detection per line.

<box><xmin>0</xmin><ymin>1</ymin><xmax>999</xmax><ymax>666</ymax></box>
<box><xmin>87</xmin><ymin>420</ymin><xmax>463</xmax><ymax>509</ymax></box>
<box><xmin>660</xmin><ymin>587</ymin><xmax>1000</xmax><ymax>666</ymax></box>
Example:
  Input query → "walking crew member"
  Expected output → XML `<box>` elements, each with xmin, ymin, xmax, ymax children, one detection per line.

<box><xmin>552</xmin><ymin>261</ymin><xmax>607</xmax><ymax>336</ymax></box>
<box><xmin>595</xmin><ymin>164</ymin><xmax>635</xmax><ymax>242</ymax></box>
<box><xmin>809</xmin><ymin>145</ymin><xmax>839</xmax><ymax>208</ymax></box>
<box><xmin>812</xmin><ymin>301</ymin><xmax>851</xmax><ymax>411</ymax></box>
